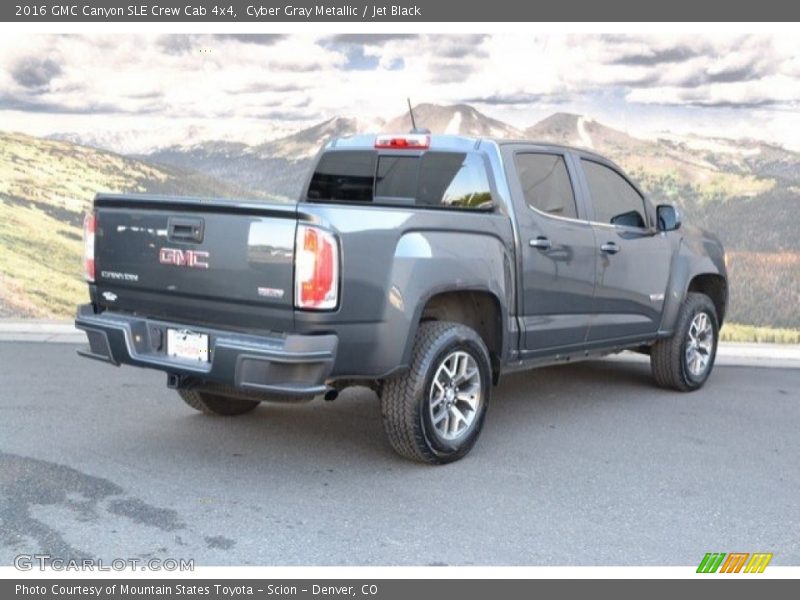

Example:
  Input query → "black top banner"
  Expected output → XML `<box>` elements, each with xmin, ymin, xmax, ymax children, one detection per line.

<box><xmin>4</xmin><ymin>0</ymin><xmax>800</xmax><ymax>22</ymax></box>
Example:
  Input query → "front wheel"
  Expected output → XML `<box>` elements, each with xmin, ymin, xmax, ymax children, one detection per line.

<box><xmin>650</xmin><ymin>292</ymin><xmax>719</xmax><ymax>391</ymax></box>
<box><xmin>381</xmin><ymin>321</ymin><xmax>491</xmax><ymax>464</ymax></box>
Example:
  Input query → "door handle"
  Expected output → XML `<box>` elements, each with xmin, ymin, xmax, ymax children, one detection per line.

<box><xmin>600</xmin><ymin>242</ymin><xmax>620</xmax><ymax>254</ymax></box>
<box><xmin>168</xmin><ymin>217</ymin><xmax>204</xmax><ymax>243</ymax></box>
<box><xmin>529</xmin><ymin>236</ymin><xmax>552</xmax><ymax>250</ymax></box>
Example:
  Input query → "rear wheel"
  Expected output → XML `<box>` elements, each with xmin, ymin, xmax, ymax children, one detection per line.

<box><xmin>651</xmin><ymin>292</ymin><xmax>719</xmax><ymax>391</ymax></box>
<box><xmin>381</xmin><ymin>321</ymin><xmax>491</xmax><ymax>464</ymax></box>
<box><xmin>178</xmin><ymin>389</ymin><xmax>260</xmax><ymax>416</ymax></box>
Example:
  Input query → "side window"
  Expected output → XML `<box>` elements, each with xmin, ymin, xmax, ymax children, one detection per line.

<box><xmin>581</xmin><ymin>160</ymin><xmax>647</xmax><ymax>228</ymax></box>
<box><xmin>514</xmin><ymin>153</ymin><xmax>578</xmax><ymax>219</ymax></box>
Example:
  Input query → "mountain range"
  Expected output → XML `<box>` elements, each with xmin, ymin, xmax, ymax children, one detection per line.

<box><xmin>2</xmin><ymin>103</ymin><xmax>799</xmax><ymax>328</ymax></box>
<box><xmin>143</xmin><ymin>104</ymin><xmax>799</xmax><ymax>212</ymax></box>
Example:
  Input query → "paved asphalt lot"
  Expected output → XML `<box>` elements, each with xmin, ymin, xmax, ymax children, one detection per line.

<box><xmin>0</xmin><ymin>341</ymin><xmax>798</xmax><ymax>566</ymax></box>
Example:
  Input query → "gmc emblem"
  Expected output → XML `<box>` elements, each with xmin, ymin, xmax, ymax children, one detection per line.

<box><xmin>159</xmin><ymin>247</ymin><xmax>210</xmax><ymax>269</ymax></box>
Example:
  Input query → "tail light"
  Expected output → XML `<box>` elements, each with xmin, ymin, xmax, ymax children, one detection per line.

<box><xmin>83</xmin><ymin>212</ymin><xmax>96</xmax><ymax>282</ymax></box>
<box><xmin>294</xmin><ymin>224</ymin><xmax>339</xmax><ymax>310</ymax></box>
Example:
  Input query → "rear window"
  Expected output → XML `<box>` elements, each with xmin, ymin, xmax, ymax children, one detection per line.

<box><xmin>307</xmin><ymin>150</ymin><xmax>493</xmax><ymax>210</ymax></box>
<box><xmin>306</xmin><ymin>151</ymin><xmax>376</xmax><ymax>203</ymax></box>
<box><xmin>376</xmin><ymin>155</ymin><xmax>418</xmax><ymax>199</ymax></box>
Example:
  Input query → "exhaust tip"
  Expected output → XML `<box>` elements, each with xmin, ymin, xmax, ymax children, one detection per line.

<box><xmin>323</xmin><ymin>389</ymin><xmax>339</xmax><ymax>402</ymax></box>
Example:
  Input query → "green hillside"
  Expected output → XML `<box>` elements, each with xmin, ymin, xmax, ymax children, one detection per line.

<box><xmin>621</xmin><ymin>144</ymin><xmax>799</xmax><ymax>331</ymax></box>
<box><xmin>0</xmin><ymin>131</ymin><xmax>248</xmax><ymax>317</ymax></box>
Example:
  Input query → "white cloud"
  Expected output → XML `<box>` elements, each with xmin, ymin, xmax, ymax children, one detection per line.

<box><xmin>0</xmin><ymin>33</ymin><xmax>798</xmax><ymax>151</ymax></box>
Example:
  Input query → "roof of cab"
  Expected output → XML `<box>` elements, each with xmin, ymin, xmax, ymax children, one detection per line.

<box><xmin>326</xmin><ymin>133</ymin><xmax>611</xmax><ymax>162</ymax></box>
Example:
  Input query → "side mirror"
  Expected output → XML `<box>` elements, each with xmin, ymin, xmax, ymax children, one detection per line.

<box><xmin>656</xmin><ymin>204</ymin><xmax>682</xmax><ymax>232</ymax></box>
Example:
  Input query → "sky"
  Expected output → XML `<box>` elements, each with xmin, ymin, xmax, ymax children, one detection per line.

<box><xmin>0</xmin><ymin>33</ymin><xmax>799</xmax><ymax>153</ymax></box>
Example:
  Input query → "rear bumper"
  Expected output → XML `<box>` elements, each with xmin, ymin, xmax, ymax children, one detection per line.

<box><xmin>74</xmin><ymin>305</ymin><xmax>337</xmax><ymax>396</ymax></box>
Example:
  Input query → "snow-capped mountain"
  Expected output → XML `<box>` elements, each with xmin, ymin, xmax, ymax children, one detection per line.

<box><xmin>145</xmin><ymin>117</ymin><xmax>384</xmax><ymax>200</ymax></box>
<box><xmin>384</xmin><ymin>103</ymin><xmax>524</xmax><ymax>138</ymax></box>
<box><xmin>525</xmin><ymin>112</ymin><xmax>641</xmax><ymax>150</ymax></box>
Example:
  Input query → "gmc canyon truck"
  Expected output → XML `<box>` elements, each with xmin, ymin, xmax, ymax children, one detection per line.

<box><xmin>76</xmin><ymin>132</ymin><xmax>728</xmax><ymax>464</ymax></box>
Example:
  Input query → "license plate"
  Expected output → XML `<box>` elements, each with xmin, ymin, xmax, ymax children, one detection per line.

<box><xmin>167</xmin><ymin>329</ymin><xmax>209</xmax><ymax>362</ymax></box>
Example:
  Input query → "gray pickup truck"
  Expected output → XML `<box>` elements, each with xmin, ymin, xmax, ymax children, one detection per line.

<box><xmin>76</xmin><ymin>132</ymin><xmax>727</xmax><ymax>464</ymax></box>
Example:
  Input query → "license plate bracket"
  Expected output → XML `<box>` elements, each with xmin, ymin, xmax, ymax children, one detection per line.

<box><xmin>166</xmin><ymin>329</ymin><xmax>209</xmax><ymax>362</ymax></box>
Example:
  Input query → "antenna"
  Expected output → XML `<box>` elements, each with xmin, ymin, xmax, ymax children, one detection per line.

<box><xmin>406</xmin><ymin>98</ymin><xmax>430</xmax><ymax>134</ymax></box>
<box><xmin>407</xmin><ymin>98</ymin><xmax>417</xmax><ymax>131</ymax></box>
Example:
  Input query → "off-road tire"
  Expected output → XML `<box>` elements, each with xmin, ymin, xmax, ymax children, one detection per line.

<box><xmin>380</xmin><ymin>321</ymin><xmax>491</xmax><ymax>464</ymax></box>
<box><xmin>651</xmin><ymin>292</ymin><xmax>719</xmax><ymax>392</ymax></box>
<box><xmin>178</xmin><ymin>389</ymin><xmax>260</xmax><ymax>416</ymax></box>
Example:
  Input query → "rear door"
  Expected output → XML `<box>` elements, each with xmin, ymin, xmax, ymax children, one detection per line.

<box><xmin>576</xmin><ymin>157</ymin><xmax>672</xmax><ymax>342</ymax></box>
<box><xmin>502</xmin><ymin>146</ymin><xmax>597</xmax><ymax>355</ymax></box>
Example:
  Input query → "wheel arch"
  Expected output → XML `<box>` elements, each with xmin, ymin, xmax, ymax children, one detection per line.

<box><xmin>687</xmin><ymin>273</ymin><xmax>728</xmax><ymax>325</ymax></box>
<box><xmin>659</xmin><ymin>238</ymin><xmax>728</xmax><ymax>333</ymax></box>
<box><xmin>403</xmin><ymin>288</ymin><xmax>506</xmax><ymax>383</ymax></box>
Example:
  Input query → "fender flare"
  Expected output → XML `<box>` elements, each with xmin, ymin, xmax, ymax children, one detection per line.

<box><xmin>400</xmin><ymin>285</ymin><xmax>510</xmax><ymax>369</ymax></box>
<box><xmin>659</xmin><ymin>238</ymin><xmax>727</xmax><ymax>334</ymax></box>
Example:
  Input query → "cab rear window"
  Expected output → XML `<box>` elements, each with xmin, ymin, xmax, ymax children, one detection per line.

<box><xmin>307</xmin><ymin>150</ymin><xmax>493</xmax><ymax>210</ymax></box>
<box><xmin>306</xmin><ymin>151</ymin><xmax>376</xmax><ymax>203</ymax></box>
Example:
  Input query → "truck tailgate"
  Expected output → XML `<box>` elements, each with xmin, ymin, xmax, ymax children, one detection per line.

<box><xmin>92</xmin><ymin>195</ymin><xmax>297</xmax><ymax>330</ymax></box>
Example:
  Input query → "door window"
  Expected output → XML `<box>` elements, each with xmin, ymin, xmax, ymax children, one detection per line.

<box><xmin>581</xmin><ymin>160</ymin><xmax>647</xmax><ymax>228</ymax></box>
<box><xmin>514</xmin><ymin>153</ymin><xmax>578</xmax><ymax>219</ymax></box>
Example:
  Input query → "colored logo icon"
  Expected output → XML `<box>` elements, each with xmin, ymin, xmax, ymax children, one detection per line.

<box><xmin>697</xmin><ymin>552</ymin><xmax>773</xmax><ymax>573</ymax></box>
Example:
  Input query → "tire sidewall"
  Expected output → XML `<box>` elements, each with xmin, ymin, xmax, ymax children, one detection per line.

<box><xmin>418</xmin><ymin>331</ymin><xmax>491</xmax><ymax>460</ymax></box>
<box><xmin>679</xmin><ymin>301</ymin><xmax>719</xmax><ymax>389</ymax></box>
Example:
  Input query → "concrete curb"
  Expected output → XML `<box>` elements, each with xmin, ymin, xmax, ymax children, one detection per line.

<box><xmin>1</xmin><ymin>320</ymin><xmax>798</xmax><ymax>368</ymax></box>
